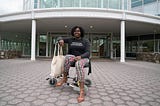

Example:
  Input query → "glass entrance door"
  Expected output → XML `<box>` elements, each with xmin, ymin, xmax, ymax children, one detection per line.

<box><xmin>91</xmin><ymin>35</ymin><xmax>108</xmax><ymax>58</ymax></box>
<box><xmin>39</xmin><ymin>35</ymin><xmax>47</xmax><ymax>56</ymax></box>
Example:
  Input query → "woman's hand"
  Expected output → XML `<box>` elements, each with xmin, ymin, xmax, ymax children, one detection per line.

<box><xmin>74</xmin><ymin>56</ymin><xmax>81</xmax><ymax>61</ymax></box>
<box><xmin>59</xmin><ymin>40</ymin><xmax>64</xmax><ymax>46</ymax></box>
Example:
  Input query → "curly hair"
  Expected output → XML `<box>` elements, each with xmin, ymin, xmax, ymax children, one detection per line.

<box><xmin>71</xmin><ymin>26</ymin><xmax>85</xmax><ymax>38</ymax></box>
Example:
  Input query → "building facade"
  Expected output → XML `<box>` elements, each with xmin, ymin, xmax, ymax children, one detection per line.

<box><xmin>0</xmin><ymin>0</ymin><xmax>160</xmax><ymax>62</ymax></box>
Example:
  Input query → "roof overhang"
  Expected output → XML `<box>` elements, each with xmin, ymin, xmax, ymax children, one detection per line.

<box><xmin>0</xmin><ymin>8</ymin><xmax>159</xmax><ymax>36</ymax></box>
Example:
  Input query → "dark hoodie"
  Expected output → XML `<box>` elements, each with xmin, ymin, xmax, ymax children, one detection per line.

<box><xmin>58</xmin><ymin>37</ymin><xmax>90</xmax><ymax>58</ymax></box>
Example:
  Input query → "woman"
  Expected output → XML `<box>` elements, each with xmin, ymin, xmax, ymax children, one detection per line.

<box><xmin>56</xmin><ymin>26</ymin><xmax>90</xmax><ymax>103</ymax></box>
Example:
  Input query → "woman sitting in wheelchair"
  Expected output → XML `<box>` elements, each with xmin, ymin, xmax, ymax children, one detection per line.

<box><xmin>57</xmin><ymin>26</ymin><xmax>90</xmax><ymax>103</ymax></box>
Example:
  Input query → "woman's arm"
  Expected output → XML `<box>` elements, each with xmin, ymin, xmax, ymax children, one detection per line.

<box><xmin>57</xmin><ymin>37</ymin><xmax>71</xmax><ymax>46</ymax></box>
<box><xmin>80</xmin><ymin>39</ymin><xmax>90</xmax><ymax>58</ymax></box>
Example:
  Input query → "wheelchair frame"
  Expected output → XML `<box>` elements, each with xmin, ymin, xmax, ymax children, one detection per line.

<box><xmin>46</xmin><ymin>61</ymin><xmax>92</xmax><ymax>92</ymax></box>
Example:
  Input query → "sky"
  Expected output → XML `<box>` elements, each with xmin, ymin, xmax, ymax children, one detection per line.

<box><xmin>0</xmin><ymin>0</ymin><xmax>23</xmax><ymax>15</ymax></box>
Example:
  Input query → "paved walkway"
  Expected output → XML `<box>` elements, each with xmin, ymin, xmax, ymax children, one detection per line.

<box><xmin>0</xmin><ymin>59</ymin><xmax>160</xmax><ymax>106</ymax></box>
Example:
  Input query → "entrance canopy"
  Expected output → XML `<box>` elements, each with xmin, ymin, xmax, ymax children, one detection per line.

<box><xmin>0</xmin><ymin>8</ymin><xmax>159</xmax><ymax>36</ymax></box>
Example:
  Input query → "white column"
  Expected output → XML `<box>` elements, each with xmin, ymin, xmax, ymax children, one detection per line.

<box><xmin>31</xmin><ymin>19</ymin><xmax>36</xmax><ymax>60</ymax></box>
<box><xmin>46</xmin><ymin>35</ymin><xmax>49</xmax><ymax>57</ymax></box>
<box><xmin>120</xmin><ymin>20</ymin><xmax>125</xmax><ymax>62</ymax></box>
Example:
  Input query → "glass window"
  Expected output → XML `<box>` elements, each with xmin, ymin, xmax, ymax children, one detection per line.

<box><xmin>39</xmin><ymin>0</ymin><xmax>58</xmax><ymax>8</ymax></box>
<box><xmin>52</xmin><ymin>0</ymin><xmax>58</xmax><ymax>8</ymax></box>
<box><xmin>81</xmin><ymin>0</ymin><xmax>100</xmax><ymax>8</ymax></box>
<box><xmin>40</xmin><ymin>35</ymin><xmax>46</xmax><ymax>42</ymax></box>
<box><xmin>118</xmin><ymin>0</ymin><xmax>131</xmax><ymax>10</ymax></box>
<box><xmin>24</xmin><ymin>0</ymin><xmax>32</xmax><ymax>10</ymax></box>
<box><xmin>40</xmin><ymin>0</ymin><xmax>46</xmax><ymax>8</ymax></box>
<box><xmin>159</xmin><ymin>40</ymin><xmax>160</xmax><ymax>52</ymax></box>
<box><xmin>131</xmin><ymin>41</ymin><xmax>138</xmax><ymax>52</ymax></box>
<box><xmin>103</xmin><ymin>0</ymin><xmax>109</xmax><ymax>8</ymax></box>
<box><xmin>142</xmin><ymin>40</ymin><xmax>154</xmax><ymax>52</ymax></box>
<box><xmin>60</xmin><ymin>0</ymin><xmax>79</xmax><ymax>7</ymax></box>
<box><xmin>144</xmin><ymin>0</ymin><xmax>156</xmax><ymax>4</ymax></box>
<box><xmin>131</xmin><ymin>0</ymin><xmax>142</xmax><ymax>8</ymax></box>
<box><xmin>131</xmin><ymin>0</ymin><xmax>143</xmax><ymax>12</ymax></box>
<box><xmin>109</xmin><ymin>0</ymin><xmax>120</xmax><ymax>9</ymax></box>
<box><xmin>34</xmin><ymin>0</ymin><xmax>38</xmax><ymax>8</ymax></box>
<box><xmin>45</xmin><ymin>0</ymin><xmax>53</xmax><ymax>8</ymax></box>
<box><xmin>126</xmin><ymin>41</ymin><xmax>131</xmax><ymax>52</ymax></box>
<box><xmin>124</xmin><ymin>0</ymin><xmax>129</xmax><ymax>10</ymax></box>
<box><xmin>92</xmin><ymin>38</ymin><xmax>99</xmax><ymax>52</ymax></box>
<box><xmin>144</xmin><ymin>2</ymin><xmax>157</xmax><ymax>15</ymax></box>
<box><xmin>155</xmin><ymin>39</ymin><xmax>160</xmax><ymax>52</ymax></box>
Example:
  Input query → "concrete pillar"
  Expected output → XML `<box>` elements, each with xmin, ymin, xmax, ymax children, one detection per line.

<box><xmin>31</xmin><ymin>19</ymin><xmax>36</xmax><ymax>60</ymax></box>
<box><xmin>120</xmin><ymin>20</ymin><xmax>125</xmax><ymax>62</ymax></box>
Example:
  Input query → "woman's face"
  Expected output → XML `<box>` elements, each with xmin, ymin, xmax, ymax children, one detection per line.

<box><xmin>74</xmin><ymin>28</ymin><xmax>81</xmax><ymax>38</ymax></box>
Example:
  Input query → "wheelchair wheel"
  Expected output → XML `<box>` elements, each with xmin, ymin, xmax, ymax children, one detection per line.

<box><xmin>84</xmin><ymin>79</ymin><xmax>92</xmax><ymax>87</ymax></box>
<box><xmin>49</xmin><ymin>78</ymin><xmax>57</xmax><ymax>86</ymax></box>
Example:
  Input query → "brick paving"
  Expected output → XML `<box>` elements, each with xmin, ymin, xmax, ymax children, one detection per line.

<box><xmin>0</xmin><ymin>59</ymin><xmax>160</xmax><ymax>106</ymax></box>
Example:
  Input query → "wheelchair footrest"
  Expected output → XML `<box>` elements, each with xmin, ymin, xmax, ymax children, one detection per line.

<box><xmin>67</xmin><ymin>83</ymin><xmax>88</xmax><ymax>92</ymax></box>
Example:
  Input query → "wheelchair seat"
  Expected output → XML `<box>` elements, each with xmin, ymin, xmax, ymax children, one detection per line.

<box><xmin>70</xmin><ymin>59</ymin><xmax>91</xmax><ymax>75</ymax></box>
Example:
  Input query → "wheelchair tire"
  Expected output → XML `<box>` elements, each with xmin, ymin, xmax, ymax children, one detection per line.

<box><xmin>84</xmin><ymin>79</ymin><xmax>92</xmax><ymax>87</ymax></box>
<box><xmin>49</xmin><ymin>78</ymin><xmax>57</xmax><ymax>86</ymax></box>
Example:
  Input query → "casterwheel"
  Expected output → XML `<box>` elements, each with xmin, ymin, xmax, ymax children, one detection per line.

<box><xmin>49</xmin><ymin>78</ymin><xmax>57</xmax><ymax>86</ymax></box>
<box><xmin>84</xmin><ymin>79</ymin><xmax>92</xmax><ymax>87</ymax></box>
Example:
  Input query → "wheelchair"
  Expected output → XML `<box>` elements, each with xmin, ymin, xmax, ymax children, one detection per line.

<box><xmin>46</xmin><ymin>60</ymin><xmax>92</xmax><ymax>92</ymax></box>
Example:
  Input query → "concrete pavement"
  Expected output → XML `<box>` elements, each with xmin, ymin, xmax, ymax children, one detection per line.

<box><xmin>0</xmin><ymin>59</ymin><xmax>160</xmax><ymax>106</ymax></box>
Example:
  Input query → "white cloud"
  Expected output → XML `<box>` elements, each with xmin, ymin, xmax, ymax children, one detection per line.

<box><xmin>0</xmin><ymin>0</ymin><xmax>23</xmax><ymax>14</ymax></box>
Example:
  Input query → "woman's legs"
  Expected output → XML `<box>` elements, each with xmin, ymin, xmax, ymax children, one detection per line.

<box><xmin>64</xmin><ymin>55</ymin><xmax>75</xmax><ymax>74</ymax></box>
<box><xmin>75</xmin><ymin>58</ymin><xmax>89</xmax><ymax>82</ymax></box>
<box><xmin>56</xmin><ymin>55</ymin><xmax>75</xmax><ymax>86</ymax></box>
<box><xmin>57</xmin><ymin>55</ymin><xmax>90</xmax><ymax>103</ymax></box>
<box><xmin>75</xmin><ymin>58</ymin><xmax>89</xmax><ymax>103</ymax></box>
